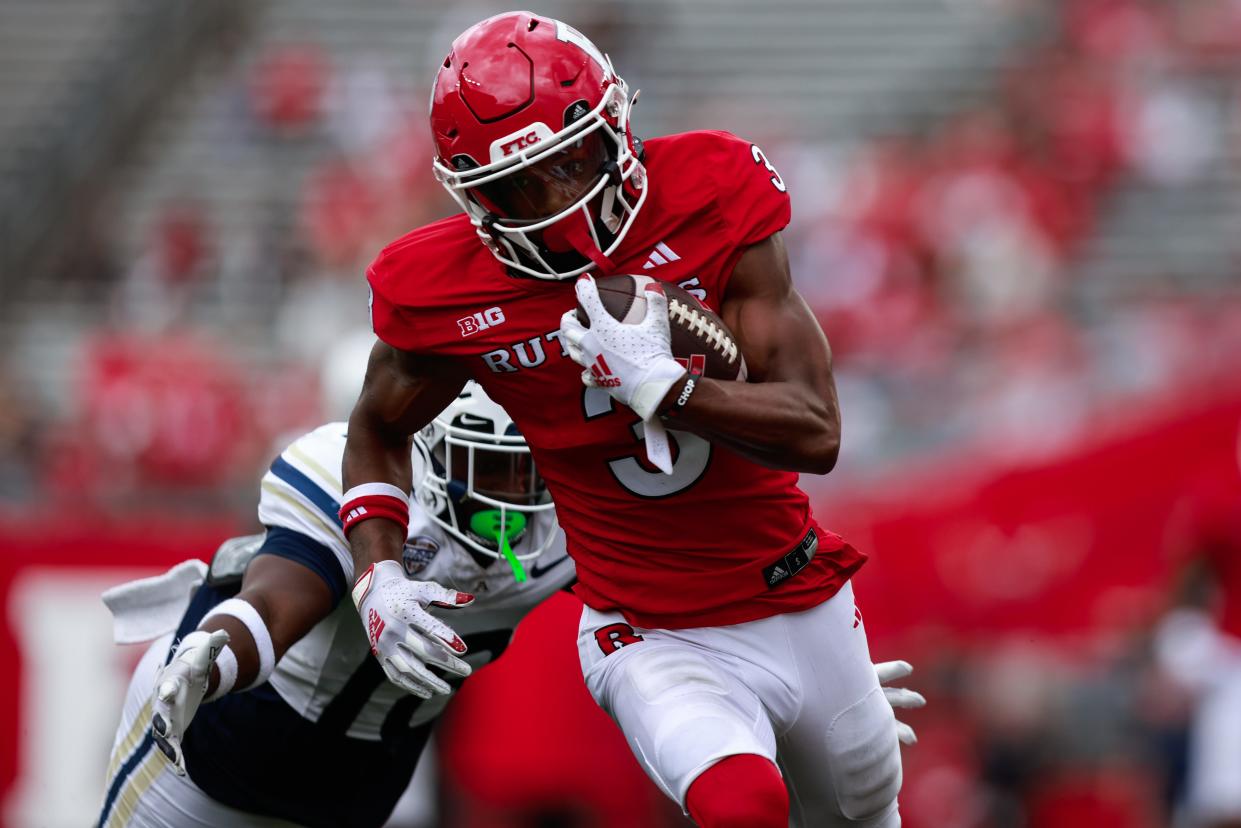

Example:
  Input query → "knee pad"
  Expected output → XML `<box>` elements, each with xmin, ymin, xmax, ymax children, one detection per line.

<box><xmin>827</xmin><ymin>687</ymin><xmax>902</xmax><ymax>822</ymax></box>
<box><xmin>686</xmin><ymin>754</ymin><xmax>788</xmax><ymax>828</ymax></box>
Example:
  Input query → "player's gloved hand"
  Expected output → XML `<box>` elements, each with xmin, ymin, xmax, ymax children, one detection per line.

<box><xmin>151</xmin><ymin>629</ymin><xmax>230</xmax><ymax>776</ymax></box>
<box><xmin>352</xmin><ymin>559</ymin><xmax>474</xmax><ymax>699</ymax></box>
<box><xmin>559</xmin><ymin>275</ymin><xmax>686</xmax><ymax>421</ymax></box>
<box><xmin>875</xmin><ymin>660</ymin><xmax>926</xmax><ymax>745</ymax></box>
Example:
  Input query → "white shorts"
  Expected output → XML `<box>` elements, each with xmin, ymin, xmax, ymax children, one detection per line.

<box><xmin>96</xmin><ymin>634</ymin><xmax>298</xmax><ymax>828</ymax></box>
<box><xmin>1186</xmin><ymin>650</ymin><xmax>1241</xmax><ymax>825</ymax></box>
<box><xmin>577</xmin><ymin>581</ymin><xmax>901</xmax><ymax>827</ymax></box>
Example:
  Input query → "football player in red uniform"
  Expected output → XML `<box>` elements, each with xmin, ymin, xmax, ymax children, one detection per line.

<box><xmin>342</xmin><ymin>12</ymin><xmax>916</xmax><ymax>826</ymax></box>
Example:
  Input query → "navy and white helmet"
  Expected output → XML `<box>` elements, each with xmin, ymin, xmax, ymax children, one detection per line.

<box><xmin>414</xmin><ymin>382</ymin><xmax>557</xmax><ymax>562</ymax></box>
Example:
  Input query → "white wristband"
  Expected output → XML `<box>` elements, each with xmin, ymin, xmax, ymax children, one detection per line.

<box><xmin>204</xmin><ymin>644</ymin><xmax>238</xmax><ymax>702</ymax></box>
<box><xmin>341</xmin><ymin>483</ymin><xmax>410</xmax><ymax>507</ymax></box>
<box><xmin>206</xmin><ymin>598</ymin><xmax>275</xmax><ymax>691</ymax></box>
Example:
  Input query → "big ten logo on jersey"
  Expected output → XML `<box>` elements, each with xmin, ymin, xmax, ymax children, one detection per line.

<box><xmin>458</xmin><ymin>306</ymin><xmax>506</xmax><ymax>338</ymax></box>
<box><xmin>480</xmin><ymin>328</ymin><xmax>571</xmax><ymax>373</ymax></box>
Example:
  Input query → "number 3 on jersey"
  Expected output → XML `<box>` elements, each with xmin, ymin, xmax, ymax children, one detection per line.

<box><xmin>584</xmin><ymin>386</ymin><xmax>710</xmax><ymax>498</ymax></box>
<box><xmin>751</xmin><ymin>144</ymin><xmax>786</xmax><ymax>193</ymax></box>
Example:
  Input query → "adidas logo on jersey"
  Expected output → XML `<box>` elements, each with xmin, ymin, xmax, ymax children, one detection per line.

<box><xmin>642</xmin><ymin>242</ymin><xmax>680</xmax><ymax>270</ymax></box>
<box><xmin>589</xmin><ymin>354</ymin><xmax>622</xmax><ymax>388</ymax></box>
<box><xmin>766</xmin><ymin>564</ymin><xmax>790</xmax><ymax>586</ymax></box>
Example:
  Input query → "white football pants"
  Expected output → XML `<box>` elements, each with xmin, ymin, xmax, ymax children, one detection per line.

<box><xmin>96</xmin><ymin>634</ymin><xmax>298</xmax><ymax>828</ymax></box>
<box><xmin>1186</xmin><ymin>638</ymin><xmax>1241</xmax><ymax>826</ymax></box>
<box><xmin>578</xmin><ymin>580</ymin><xmax>902</xmax><ymax>827</ymax></box>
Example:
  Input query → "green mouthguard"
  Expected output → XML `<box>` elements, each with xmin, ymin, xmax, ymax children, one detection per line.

<box><xmin>469</xmin><ymin>510</ymin><xmax>528</xmax><ymax>582</ymax></box>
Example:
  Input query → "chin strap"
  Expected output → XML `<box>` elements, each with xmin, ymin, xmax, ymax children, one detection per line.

<box><xmin>542</xmin><ymin>207</ymin><xmax>616</xmax><ymax>274</ymax></box>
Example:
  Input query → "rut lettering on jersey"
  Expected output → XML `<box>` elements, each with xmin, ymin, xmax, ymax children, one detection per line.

<box><xmin>480</xmin><ymin>329</ymin><xmax>571</xmax><ymax>373</ymax></box>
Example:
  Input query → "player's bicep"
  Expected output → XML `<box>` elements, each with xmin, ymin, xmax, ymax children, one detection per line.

<box><xmin>235</xmin><ymin>552</ymin><xmax>335</xmax><ymax>659</ymax></box>
<box><xmin>354</xmin><ymin>340</ymin><xmax>468</xmax><ymax>438</ymax></box>
<box><xmin>722</xmin><ymin>232</ymin><xmax>834</xmax><ymax>392</ymax></box>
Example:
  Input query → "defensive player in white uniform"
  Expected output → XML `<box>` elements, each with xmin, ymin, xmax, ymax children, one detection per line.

<box><xmin>97</xmin><ymin>383</ymin><xmax>575</xmax><ymax>828</ymax></box>
<box><xmin>98</xmin><ymin>383</ymin><xmax>923</xmax><ymax>827</ymax></box>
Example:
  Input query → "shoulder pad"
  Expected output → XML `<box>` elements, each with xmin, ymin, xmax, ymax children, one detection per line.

<box><xmin>206</xmin><ymin>533</ymin><xmax>265</xmax><ymax>587</ymax></box>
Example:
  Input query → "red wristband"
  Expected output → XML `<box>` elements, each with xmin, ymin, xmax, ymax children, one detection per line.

<box><xmin>339</xmin><ymin>492</ymin><xmax>410</xmax><ymax>538</ymax></box>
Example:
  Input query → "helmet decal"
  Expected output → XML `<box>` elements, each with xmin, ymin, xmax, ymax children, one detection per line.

<box><xmin>554</xmin><ymin>20</ymin><xmax>608</xmax><ymax>73</ymax></box>
<box><xmin>489</xmin><ymin>122</ymin><xmax>556</xmax><ymax>163</ymax></box>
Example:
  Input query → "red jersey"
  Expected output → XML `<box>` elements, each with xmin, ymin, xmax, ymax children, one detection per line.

<box><xmin>368</xmin><ymin>130</ymin><xmax>866</xmax><ymax>628</ymax></box>
<box><xmin>1201</xmin><ymin>508</ymin><xmax>1241</xmax><ymax>640</ymax></box>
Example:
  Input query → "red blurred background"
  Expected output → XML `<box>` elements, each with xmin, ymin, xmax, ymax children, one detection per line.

<box><xmin>1</xmin><ymin>0</ymin><xmax>1239</xmax><ymax>825</ymax></box>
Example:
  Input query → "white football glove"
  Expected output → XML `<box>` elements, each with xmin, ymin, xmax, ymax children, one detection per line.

<box><xmin>151</xmin><ymin>629</ymin><xmax>230</xmax><ymax>776</ymax></box>
<box><xmin>352</xmin><ymin>560</ymin><xmax>474</xmax><ymax>699</ymax></box>
<box><xmin>559</xmin><ymin>276</ymin><xmax>687</xmax><ymax>423</ymax></box>
<box><xmin>875</xmin><ymin>660</ymin><xmax>926</xmax><ymax>746</ymax></box>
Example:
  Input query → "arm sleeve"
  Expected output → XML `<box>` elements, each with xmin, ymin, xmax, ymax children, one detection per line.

<box><xmin>255</xmin><ymin>526</ymin><xmax>348</xmax><ymax>609</ymax></box>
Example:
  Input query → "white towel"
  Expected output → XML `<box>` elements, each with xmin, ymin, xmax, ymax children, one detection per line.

<box><xmin>102</xmin><ymin>559</ymin><xmax>208</xmax><ymax>644</ymax></box>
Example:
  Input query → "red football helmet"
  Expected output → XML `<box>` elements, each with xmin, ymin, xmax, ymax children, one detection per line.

<box><xmin>430</xmin><ymin>12</ymin><xmax>647</xmax><ymax>280</ymax></box>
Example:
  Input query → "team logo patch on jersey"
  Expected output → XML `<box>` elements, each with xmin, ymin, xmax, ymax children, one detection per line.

<box><xmin>402</xmin><ymin>536</ymin><xmax>441</xmax><ymax>576</ymax></box>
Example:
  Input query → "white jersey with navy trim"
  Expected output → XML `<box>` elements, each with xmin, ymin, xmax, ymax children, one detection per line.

<box><xmin>98</xmin><ymin>422</ymin><xmax>573</xmax><ymax>828</ymax></box>
<box><xmin>257</xmin><ymin>421</ymin><xmax>572</xmax><ymax>738</ymax></box>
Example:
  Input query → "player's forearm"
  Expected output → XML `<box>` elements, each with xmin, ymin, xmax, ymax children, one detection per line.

<box><xmin>342</xmin><ymin>414</ymin><xmax>415</xmax><ymax>570</ymax></box>
<box><xmin>196</xmin><ymin>598</ymin><xmax>271</xmax><ymax>696</ymax></box>
<box><xmin>198</xmin><ymin>559</ymin><xmax>333</xmax><ymax>696</ymax></box>
<box><xmin>665</xmin><ymin>377</ymin><xmax>840</xmax><ymax>474</ymax></box>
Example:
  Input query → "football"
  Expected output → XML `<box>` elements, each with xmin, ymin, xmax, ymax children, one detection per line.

<box><xmin>576</xmin><ymin>274</ymin><xmax>747</xmax><ymax>381</ymax></box>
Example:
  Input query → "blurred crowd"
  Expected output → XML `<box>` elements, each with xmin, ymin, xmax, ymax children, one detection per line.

<box><xmin>1</xmin><ymin>3</ymin><xmax>1240</xmax><ymax>824</ymax></box>
<box><xmin>885</xmin><ymin>499</ymin><xmax>1241</xmax><ymax>828</ymax></box>
<box><xmin>781</xmin><ymin>0</ymin><xmax>1241</xmax><ymax>469</ymax></box>
<box><xmin>2</xmin><ymin>0</ymin><xmax>1238</xmax><ymax>510</ymax></box>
